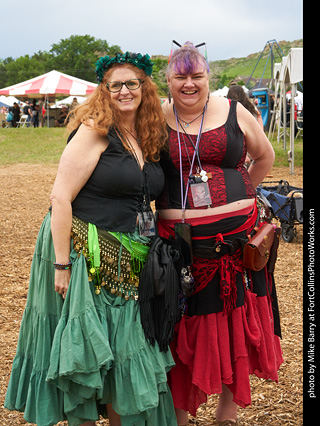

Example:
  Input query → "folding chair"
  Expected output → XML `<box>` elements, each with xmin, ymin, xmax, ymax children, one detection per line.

<box><xmin>16</xmin><ymin>115</ymin><xmax>28</xmax><ymax>128</ymax></box>
<box><xmin>295</xmin><ymin>115</ymin><xmax>303</xmax><ymax>138</ymax></box>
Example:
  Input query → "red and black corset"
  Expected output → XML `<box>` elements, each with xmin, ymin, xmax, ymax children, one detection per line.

<box><xmin>155</xmin><ymin>99</ymin><xmax>256</xmax><ymax>210</ymax></box>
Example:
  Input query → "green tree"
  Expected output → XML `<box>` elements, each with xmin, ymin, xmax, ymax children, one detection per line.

<box><xmin>0</xmin><ymin>57</ymin><xmax>17</xmax><ymax>88</ymax></box>
<box><xmin>151</xmin><ymin>57</ymin><xmax>168</xmax><ymax>96</ymax></box>
<box><xmin>49</xmin><ymin>35</ymin><xmax>121</xmax><ymax>82</ymax></box>
<box><xmin>4</xmin><ymin>53</ymin><xmax>51</xmax><ymax>86</ymax></box>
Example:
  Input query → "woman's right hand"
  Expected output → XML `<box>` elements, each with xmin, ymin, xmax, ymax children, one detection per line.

<box><xmin>54</xmin><ymin>269</ymin><xmax>71</xmax><ymax>299</ymax></box>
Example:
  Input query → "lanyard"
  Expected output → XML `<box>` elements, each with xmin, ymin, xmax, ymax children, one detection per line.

<box><xmin>174</xmin><ymin>104</ymin><xmax>207</xmax><ymax>222</ymax></box>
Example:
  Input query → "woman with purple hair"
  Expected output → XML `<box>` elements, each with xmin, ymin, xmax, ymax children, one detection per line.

<box><xmin>155</xmin><ymin>42</ymin><xmax>283</xmax><ymax>426</ymax></box>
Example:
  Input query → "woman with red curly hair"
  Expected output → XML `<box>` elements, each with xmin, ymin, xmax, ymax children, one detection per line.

<box><xmin>4</xmin><ymin>52</ymin><xmax>177</xmax><ymax>426</ymax></box>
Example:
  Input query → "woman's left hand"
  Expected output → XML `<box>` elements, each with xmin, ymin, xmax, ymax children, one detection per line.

<box><xmin>54</xmin><ymin>269</ymin><xmax>71</xmax><ymax>299</ymax></box>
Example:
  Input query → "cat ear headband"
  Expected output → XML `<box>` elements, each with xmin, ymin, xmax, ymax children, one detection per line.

<box><xmin>168</xmin><ymin>40</ymin><xmax>208</xmax><ymax>64</ymax></box>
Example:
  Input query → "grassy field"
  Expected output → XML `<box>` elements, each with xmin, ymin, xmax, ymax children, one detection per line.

<box><xmin>0</xmin><ymin>127</ymin><xmax>303</xmax><ymax>167</ymax></box>
<box><xmin>0</xmin><ymin>128</ymin><xmax>68</xmax><ymax>165</ymax></box>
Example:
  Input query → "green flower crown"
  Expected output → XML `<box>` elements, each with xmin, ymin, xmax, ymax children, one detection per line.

<box><xmin>95</xmin><ymin>52</ymin><xmax>154</xmax><ymax>83</ymax></box>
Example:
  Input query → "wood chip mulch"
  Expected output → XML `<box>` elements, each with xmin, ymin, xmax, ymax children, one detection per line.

<box><xmin>0</xmin><ymin>164</ymin><xmax>303</xmax><ymax>426</ymax></box>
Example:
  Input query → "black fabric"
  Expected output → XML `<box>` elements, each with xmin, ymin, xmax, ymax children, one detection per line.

<box><xmin>187</xmin><ymin>273</ymin><xmax>245</xmax><ymax>316</ymax></box>
<box><xmin>69</xmin><ymin>128</ymin><xmax>165</xmax><ymax>233</ymax></box>
<box><xmin>191</xmin><ymin>215</ymin><xmax>248</xmax><ymax>238</ymax></box>
<box><xmin>223</xmin><ymin>168</ymin><xmax>248</xmax><ymax>203</ymax></box>
<box><xmin>158</xmin><ymin>149</ymin><xmax>191</xmax><ymax>210</ymax></box>
<box><xmin>139</xmin><ymin>237</ymin><xmax>183</xmax><ymax>351</ymax></box>
<box><xmin>221</xmin><ymin>99</ymin><xmax>244</xmax><ymax>168</ymax></box>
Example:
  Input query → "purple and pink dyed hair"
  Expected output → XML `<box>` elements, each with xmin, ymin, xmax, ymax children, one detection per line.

<box><xmin>167</xmin><ymin>41</ymin><xmax>210</xmax><ymax>75</ymax></box>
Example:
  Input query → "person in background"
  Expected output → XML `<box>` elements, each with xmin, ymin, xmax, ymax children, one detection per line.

<box><xmin>156</xmin><ymin>41</ymin><xmax>283</xmax><ymax>426</ymax></box>
<box><xmin>4</xmin><ymin>51</ymin><xmax>177</xmax><ymax>426</ymax></box>
<box><xmin>227</xmin><ymin>84</ymin><xmax>264</xmax><ymax>169</ymax></box>
<box><xmin>31</xmin><ymin>100</ymin><xmax>40</xmax><ymax>127</ymax></box>
<box><xmin>55</xmin><ymin>105</ymin><xmax>69</xmax><ymax>127</ymax></box>
<box><xmin>23</xmin><ymin>101</ymin><xmax>32</xmax><ymax>127</ymax></box>
<box><xmin>70</xmin><ymin>97</ymin><xmax>79</xmax><ymax>110</ymax></box>
<box><xmin>6</xmin><ymin>107</ymin><xmax>14</xmax><ymax>126</ymax></box>
<box><xmin>227</xmin><ymin>84</ymin><xmax>263</xmax><ymax>129</ymax></box>
<box><xmin>12</xmin><ymin>102</ymin><xmax>21</xmax><ymax>127</ymax></box>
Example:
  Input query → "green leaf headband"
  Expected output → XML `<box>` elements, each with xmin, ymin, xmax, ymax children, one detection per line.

<box><xmin>95</xmin><ymin>52</ymin><xmax>154</xmax><ymax>84</ymax></box>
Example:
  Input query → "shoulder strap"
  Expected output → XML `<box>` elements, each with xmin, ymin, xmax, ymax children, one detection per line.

<box><xmin>221</xmin><ymin>99</ymin><xmax>244</xmax><ymax>168</ymax></box>
<box><xmin>225</xmin><ymin>99</ymin><xmax>237</xmax><ymax>124</ymax></box>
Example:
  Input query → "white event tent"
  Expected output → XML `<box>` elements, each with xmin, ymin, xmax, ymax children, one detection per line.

<box><xmin>270</xmin><ymin>48</ymin><xmax>303</xmax><ymax>174</ymax></box>
<box><xmin>0</xmin><ymin>70</ymin><xmax>98</xmax><ymax>126</ymax></box>
<box><xmin>211</xmin><ymin>85</ymin><xmax>249</xmax><ymax>98</ymax></box>
<box><xmin>0</xmin><ymin>95</ymin><xmax>26</xmax><ymax>107</ymax></box>
<box><xmin>51</xmin><ymin>95</ymin><xmax>87</xmax><ymax>108</ymax></box>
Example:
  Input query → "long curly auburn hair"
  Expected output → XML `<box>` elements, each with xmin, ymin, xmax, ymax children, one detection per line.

<box><xmin>67</xmin><ymin>64</ymin><xmax>167</xmax><ymax>161</ymax></box>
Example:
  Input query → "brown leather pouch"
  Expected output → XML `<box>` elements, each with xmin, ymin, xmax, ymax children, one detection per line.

<box><xmin>267</xmin><ymin>226</ymin><xmax>281</xmax><ymax>273</ymax></box>
<box><xmin>243</xmin><ymin>223</ymin><xmax>275</xmax><ymax>271</ymax></box>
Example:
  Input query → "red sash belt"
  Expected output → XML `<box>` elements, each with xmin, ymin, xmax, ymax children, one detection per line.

<box><xmin>157</xmin><ymin>202</ymin><xmax>258</xmax><ymax>314</ymax></box>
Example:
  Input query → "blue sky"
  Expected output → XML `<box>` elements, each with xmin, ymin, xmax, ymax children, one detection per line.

<box><xmin>1</xmin><ymin>0</ymin><xmax>302</xmax><ymax>61</ymax></box>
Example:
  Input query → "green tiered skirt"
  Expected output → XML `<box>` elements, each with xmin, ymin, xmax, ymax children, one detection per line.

<box><xmin>4</xmin><ymin>213</ymin><xmax>177</xmax><ymax>426</ymax></box>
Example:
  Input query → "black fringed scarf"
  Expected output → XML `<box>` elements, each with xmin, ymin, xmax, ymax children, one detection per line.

<box><xmin>138</xmin><ymin>236</ymin><xmax>182</xmax><ymax>352</ymax></box>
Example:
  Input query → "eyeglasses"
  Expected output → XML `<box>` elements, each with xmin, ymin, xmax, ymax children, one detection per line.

<box><xmin>106</xmin><ymin>79</ymin><xmax>144</xmax><ymax>93</ymax></box>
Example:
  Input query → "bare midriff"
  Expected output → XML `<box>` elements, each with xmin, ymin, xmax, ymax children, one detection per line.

<box><xmin>158</xmin><ymin>198</ymin><xmax>255</xmax><ymax>221</ymax></box>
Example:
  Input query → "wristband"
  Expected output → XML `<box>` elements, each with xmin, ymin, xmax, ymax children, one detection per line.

<box><xmin>53</xmin><ymin>261</ymin><xmax>72</xmax><ymax>270</ymax></box>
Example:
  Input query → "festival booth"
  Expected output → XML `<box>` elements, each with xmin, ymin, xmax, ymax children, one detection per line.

<box><xmin>269</xmin><ymin>48</ymin><xmax>303</xmax><ymax>174</ymax></box>
<box><xmin>0</xmin><ymin>70</ymin><xmax>97</xmax><ymax>127</ymax></box>
<box><xmin>51</xmin><ymin>95</ymin><xmax>87</xmax><ymax>108</ymax></box>
<box><xmin>0</xmin><ymin>95</ymin><xmax>27</xmax><ymax>127</ymax></box>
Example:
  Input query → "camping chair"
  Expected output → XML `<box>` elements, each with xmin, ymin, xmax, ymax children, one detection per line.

<box><xmin>16</xmin><ymin>115</ymin><xmax>28</xmax><ymax>128</ymax></box>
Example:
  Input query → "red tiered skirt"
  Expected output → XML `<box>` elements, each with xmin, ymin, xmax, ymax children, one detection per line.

<box><xmin>157</xmin><ymin>205</ymin><xmax>283</xmax><ymax>417</ymax></box>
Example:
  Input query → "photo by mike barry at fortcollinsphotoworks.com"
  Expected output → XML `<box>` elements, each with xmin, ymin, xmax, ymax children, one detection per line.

<box><xmin>305</xmin><ymin>208</ymin><xmax>317</xmax><ymax>405</ymax></box>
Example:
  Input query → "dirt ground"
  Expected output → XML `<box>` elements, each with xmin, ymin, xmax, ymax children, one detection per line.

<box><xmin>0</xmin><ymin>164</ymin><xmax>303</xmax><ymax>426</ymax></box>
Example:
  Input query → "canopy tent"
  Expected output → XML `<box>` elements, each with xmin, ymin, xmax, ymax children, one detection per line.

<box><xmin>269</xmin><ymin>48</ymin><xmax>303</xmax><ymax>174</ymax></box>
<box><xmin>0</xmin><ymin>70</ymin><xmax>97</xmax><ymax>127</ymax></box>
<box><xmin>212</xmin><ymin>86</ymin><xmax>229</xmax><ymax>97</ymax></box>
<box><xmin>213</xmin><ymin>87</ymin><xmax>227</xmax><ymax>97</ymax></box>
<box><xmin>0</xmin><ymin>100</ymin><xmax>10</xmax><ymax>108</ymax></box>
<box><xmin>212</xmin><ymin>85</ymin><xmax>249</xmax><ymax>98</ymax></box>
<box><xmin>0</xmin><ymin>70</ymin><xmax>97</xmax><ymax>98</ymax></box>
<box><xmin>51</xmin><ymin>95</ymin><xmax>87</xmax><ymax>108</ymax></box>
<box><xmin>0</xmin><ymin>95</ymin><xmax>26</xmax><ymax>107</ymax></box>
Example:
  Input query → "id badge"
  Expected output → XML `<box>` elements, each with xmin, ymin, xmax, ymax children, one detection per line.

<box><xmin>190</xmin><ymin>182</ymin><xmax>212</xmax><ymax>207</ymax></box>
<box><xmin>138</xmin><ymin>210</ymin><xmax>156</xmax><ymax>236</ymax></box>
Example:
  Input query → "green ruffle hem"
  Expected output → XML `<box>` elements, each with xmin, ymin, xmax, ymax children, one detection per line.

<box><xmin>4</xmin><ymin>212</ymin><xmax>177</xmax><ymax>426</ymax></box>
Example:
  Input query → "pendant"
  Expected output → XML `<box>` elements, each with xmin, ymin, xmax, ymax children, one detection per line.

<box><xmin>200</xmin><ymin>169</ymin><xmax>208</xmax><ymax>182</ymax></box>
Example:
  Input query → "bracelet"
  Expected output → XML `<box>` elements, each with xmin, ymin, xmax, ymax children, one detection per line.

<box><xmin>53</xmin><ymin>261</ymin><xmax>72</xmax><ymax>270</ymax></box>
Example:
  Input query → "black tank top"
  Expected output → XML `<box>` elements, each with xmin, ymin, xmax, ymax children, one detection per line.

<box><xmin>71</xmin><ymin>128</ymin><xmax>165</xmax><ymax>232</ymax></box>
